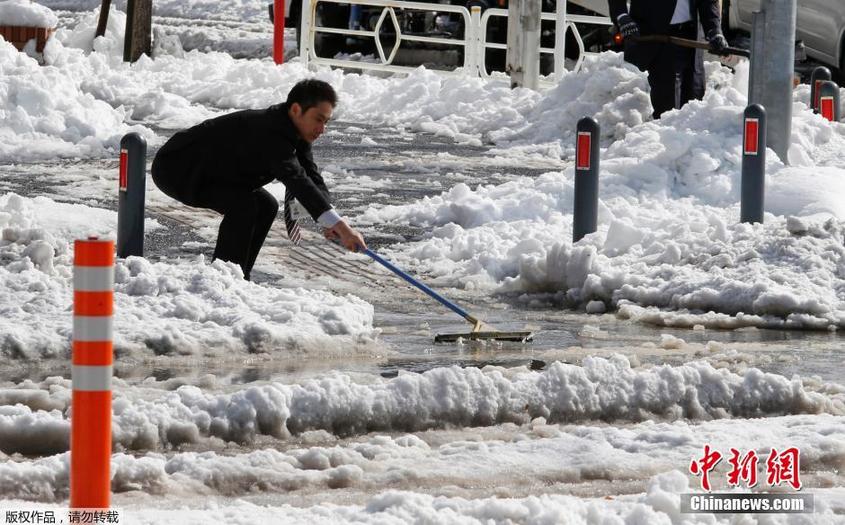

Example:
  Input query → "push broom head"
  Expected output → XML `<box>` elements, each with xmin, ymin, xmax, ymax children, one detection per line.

<box><xmin>434</xmin><ymin>319</ymin><xmax>534</xmax><ymax>344</ymax></box>
<box><xmin>353</xmin><ymin>247</ymin><xmax>537</xmax><ymax>344</ymax></box>
<box><xmin>434</xmin><ymin>330</ymin><xmax>534</xmax><ymax>343</ymax></box>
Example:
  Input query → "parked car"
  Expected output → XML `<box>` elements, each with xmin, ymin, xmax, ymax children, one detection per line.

<box><xmin>724</xmin><ymin>0</ymin><xmax>845</xmax><ymax>76</ymax></box>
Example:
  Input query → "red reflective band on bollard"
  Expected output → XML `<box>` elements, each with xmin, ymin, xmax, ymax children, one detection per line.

<box><xmin>119</xmin><ymin>149</ymin><xmax>128</xmax><ymax>191</ymax></box>
<box><xmin>820</xmin><ymin>96</ymin><xmax>835</xmax><ymax>122</ymax></box>
<box><xmin>744</xmin><ymin>118</ymin><xmax>759</xmax><ymax>156</ymax></box>
<box><xmin>815</xmin><ymin>80</ymin><xmax>823</xmax><ymax>110</ymax></box>
<box><xmin>72</xmin><ymin>341</ymin><xmax>113</xmax><ymax>366</ymax></box>
<box><xmin>576</xmin><ymin>132</ymin><xmax>591</xmax><ymax>170</ymax></box>
<box><xmin>73</xmin><ymin>291</ymin><xmax>114</xmax><ymax>316</ymax></box>
<box><xmin>74</xmin><ymin>240</ymin><xmax>115</xmax><ymax>267</ymax></box>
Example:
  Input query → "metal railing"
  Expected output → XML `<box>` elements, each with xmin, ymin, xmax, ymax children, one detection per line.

<box><xmin>300</xmin><ymin>0</ymin><xmax>478</xmax><ymax>75</ymax></box>
<box><xmin>299</xmin><ymin>0</ymin><xmax>612</xmax><ymax>81</ymax></box>
<box><xmin>477</xmin><ymin>8</ymin><xmax>612</xmax><ymax>82</ymax></box>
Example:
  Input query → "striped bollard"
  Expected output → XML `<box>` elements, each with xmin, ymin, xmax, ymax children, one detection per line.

<box><xmin>741</xmin><ymin>104</ymin><xmax>767</xmax><ymax>224</ymax></box>
<box><xmin>573</xmin><ymin>117</ymin><xmax>600</xmax><ymax>243</ymax></box>
<box><xmin>71</xmin><ymin>237</ymin><xmax>114</xmax><ymax>509</ymax></box>
<box><xmin>116</xmin><ymin>132</ymin><xmax>146</xmax><ymax>258</ymax></box>
<box><xmin>810</xmin><ymin>66</ymin><xmax>831</xmax><ymax>113</ymax></box>
<box><xmin>818</xmin><ymin>81</ymin><xmax>840</xmax><ymax>123</ymax></box>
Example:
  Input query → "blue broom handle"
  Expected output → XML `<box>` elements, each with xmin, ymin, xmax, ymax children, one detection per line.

<box><xmin>362</xmin><ymin>248</ymin><xmax>476</xmax><ymax>323</ymax></box>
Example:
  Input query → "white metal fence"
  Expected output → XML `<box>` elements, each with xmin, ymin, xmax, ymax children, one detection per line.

<box><xmin>299</xmin><ymin>0</ymin><xmax>612</xmax><ymax>82</ymax></box>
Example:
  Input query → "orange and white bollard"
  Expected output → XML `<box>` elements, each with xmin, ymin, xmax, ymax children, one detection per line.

<box><xmin>71</xmin><ymin>236</ymin><xmax>114</xmax><ymax>509</ymax></box>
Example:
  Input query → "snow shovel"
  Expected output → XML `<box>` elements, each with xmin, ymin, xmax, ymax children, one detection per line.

<box><xmin>634</xmin><ymin>35</ymin><xmax>751</xmax><ymax>58</ymax></box>
<box><xmin>362</xmin><ymin>248</ymin><xmax>534</xmax><ymax>344</ymax></box>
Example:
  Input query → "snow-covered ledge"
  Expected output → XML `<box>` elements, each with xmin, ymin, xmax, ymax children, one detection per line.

<box><xmin>0</xmin><ymin>0</ymin><xmax>58</xmax><ymax>53</ymax></box>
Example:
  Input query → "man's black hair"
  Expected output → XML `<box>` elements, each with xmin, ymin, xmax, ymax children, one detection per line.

<box><xmin>286</xmin><ymin>79</ymin><xmax>338</xmax><ymax>111</ymax></box>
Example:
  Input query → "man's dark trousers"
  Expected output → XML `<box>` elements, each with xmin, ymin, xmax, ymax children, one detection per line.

<box><xmin>152</xmin><ymin>160</ymin><xmax>279</xmax><ymax>281</ymax></box>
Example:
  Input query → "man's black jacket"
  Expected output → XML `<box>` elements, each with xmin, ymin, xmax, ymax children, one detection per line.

<box><xmin>607</xmin><ymin>0</ymin><xmax>721</xmax><ymax>70</ymax></box>
<box><xmin>152</xmin><ymin>103</ymin><xmax>332</xmax><ymax>220</ymax></box>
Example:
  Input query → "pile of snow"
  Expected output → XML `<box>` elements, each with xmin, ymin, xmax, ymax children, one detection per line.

<box><xmin>1</xmin><ymin>355</ymin><xmax>841</xmax><ymax>454</ymax></box>
<box><xmin>0</xmin><ymin>193</ymin><xmax>377</xmax><ymax>361</ymax></box>
<box><xmin>0</xmin><ymin>7</ymin><xmax>621</xmax><ymax>159</ymax></box>
<box><xmin>361</xmin><ymin>192</ymin><xmax>845</xmax><ymax>328</ymax></box>
<box><xmin>0</xmin><ymin>0</ymin><xmax>58</xmax><ymax>27</ymax></box>
<box><xmin>0</xmin><ymin>37</ymin><xmax>154</xmax><ymax>161</ymax></box>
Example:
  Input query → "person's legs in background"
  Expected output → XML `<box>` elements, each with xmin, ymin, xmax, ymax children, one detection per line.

<box><xmin>680</xmin><ymin>23</ymin><xmax>705</xmax><ymax>108</ymax></box>
<box><xmin>675</xmin><ymin>45</ymin><xmax>697</xmax><ymax>109</ymax></box>
<box><xmin>647</xmin><ymin>59</ymin><xmax>678</xmax><ymax>119</ymax></box>
<box><xmin>649</xmin><ymin>29</ymin><xmax>701</xmax><ymax>119</ymax></box>
<box><xmin>683</xmin><ymin>48</ymin><xmax>706</xmax><ymax>103</ymax></box>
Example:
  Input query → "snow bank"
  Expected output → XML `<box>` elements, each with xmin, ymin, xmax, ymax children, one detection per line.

<box><xmin>8</xmin><ymin>4</ymin><xmax>844</xmax><ymax>170</ymax></box>
<box><xmin>0</xmin><ymin>5</ymin><xmax>220</xmax><ymax>161</ymax></box>
<box><xmin>0</xmin><ymin>193</ymin><xmax>377</xmax><ymax>361</ymax></box>
<box><xmin>105</xmin><ymin>356</ymin><xmax>845</xmax><ymax>447</ymax></box>
<box><xmin>3</xmin><ymin>414</ymin><xmax>843</xmax><ymax>504</ymax></box>
<box><xmin>0</xmin><ymin>0</ymin><xmax>58</xmax><ymax>27</ymax></box>
<box><xmin>0</xmin><ymin>9</ymin><xmax>614</xmax><ymax>159</ymax></box>
<box><xmin>362</xmin><ymin>188</ymin><xmax>845</xmax><ymax>328</ymax></box>
<box><xmin>0</xmin><ymin>37</ymin><xmax>154</xmax><ymax>161</ymax></box>
<box><xmin>1</xmin><ymin>355</ymin><xmax>840</xmax><ymax>454</ymax></box>
<box><xmin>354</xmin><ymin>70</ymin><xmax>845</xmax><ymax>327</ymax></box>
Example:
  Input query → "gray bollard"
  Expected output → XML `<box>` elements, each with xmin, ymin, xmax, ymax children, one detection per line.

<box><xmin>740</xmin><ymin>104</ymin><xmax>767</xmax><ymax>224</ymax></box>
<box><xmin>117</xmin><ymin>133</ymin><xmax>147</xmax><ymax>258</ymax></box>
<box><xmin>818</xmin><ymin>80</ymin><xmax>840</xmax><ymax>123</ymax></box>
<box><xmin>573</xmin><ymin>117</ymin><xmax>600</xmax><ymax>243</ymax></box>
<box><xmin>810</xmin><ymin>66</ymin><xmax>832</xmax><ymax>113</ymax></box>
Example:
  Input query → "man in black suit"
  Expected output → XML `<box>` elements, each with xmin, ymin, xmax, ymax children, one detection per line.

<box><xmin>608</xmin><ymin>0</ymin><xmax>727</xmax><ymax>119</ymax></box>
<box><xmin>152</xmin><ymin>79</ymin><xmax>366</xmax><ymax>280</ymax></box>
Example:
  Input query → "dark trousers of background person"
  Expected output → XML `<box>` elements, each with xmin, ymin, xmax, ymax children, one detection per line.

<box><xmin>152</xmin><ymin>166</ymin><xmax>279</xmax><ymax>281</ymax></box>
<box><xmin>647</xmin><ymin>21</ymin><xmax>705</xmax><ymax>119</ymax></box>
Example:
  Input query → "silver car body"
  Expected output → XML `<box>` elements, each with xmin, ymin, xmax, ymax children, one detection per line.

<box><xmin>729</xmin><ymin>0</ymin><xmax>845</xmax><ymax>69</ymax></box>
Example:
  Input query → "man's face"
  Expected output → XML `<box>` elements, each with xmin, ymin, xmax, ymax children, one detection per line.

<box><xmin>290</xmin><ymin>101</ymin><xmax>333</xmax><ymax>143</ymax></box>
